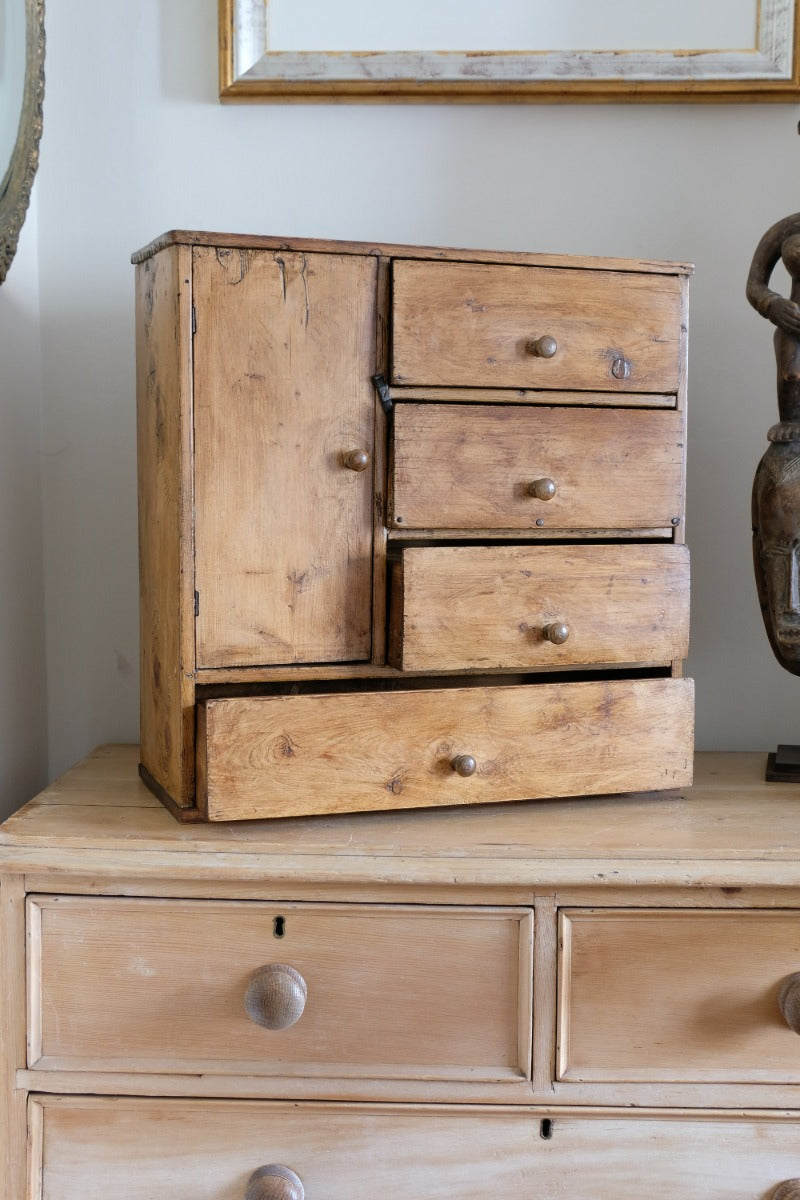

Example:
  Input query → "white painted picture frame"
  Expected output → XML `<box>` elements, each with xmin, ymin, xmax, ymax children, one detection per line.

<box><xmin>219</xmin><ymin>0</ymin><xmax>800</xmax><ymax>101</ymax></box>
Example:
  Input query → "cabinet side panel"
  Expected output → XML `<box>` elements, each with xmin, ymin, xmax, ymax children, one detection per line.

<box><xmin>136</xmin><ymin>246</ymin><xmax>195</xmax><ymax>808</ymax></box>
<box><xmin>0</xmin><ymin>877</ymin><xmax>27</xmax><ymax>1200</ymax></box>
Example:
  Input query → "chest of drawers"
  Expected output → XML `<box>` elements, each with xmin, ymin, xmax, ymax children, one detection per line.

<box><xmin>4</xmin><ymin>747</ymin><xmax>800</xmax><ymax>1198</ymax></box>
<box><xmin>132</xmin><ymin>232</ymin><xmax>693</xmax><ymax>822</ymax></box>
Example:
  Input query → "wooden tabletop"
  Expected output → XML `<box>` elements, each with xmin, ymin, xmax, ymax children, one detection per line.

<box><xmin>0</xmin><ymin>747</ymin><xmax>797</xmax><ymax>889</ymax></box>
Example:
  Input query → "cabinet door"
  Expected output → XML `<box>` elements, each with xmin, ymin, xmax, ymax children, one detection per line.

<box><xmin>193</xmin><ymin>248</ymin><xmax>376</xmax><ymax>668</ymax></box>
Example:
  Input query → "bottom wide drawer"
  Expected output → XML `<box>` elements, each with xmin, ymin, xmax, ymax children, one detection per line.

<box><xmin>30</xmin><ymin>1097</ymin><xmax>800</xmax><ymax>1199</ymax></box>
<box><xmin>197</xmin><ymin>676</ymin><xmax>694</xmax><ymax>820</ymax></box>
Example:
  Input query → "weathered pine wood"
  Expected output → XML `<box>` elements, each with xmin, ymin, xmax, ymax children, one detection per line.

<box><xmin>197</xmin><ymin>678</ymin><xmax>693</xmax><ymax>820</ymax></box>
<box><xmin>0</xmin><ymin>877</ymin><xmax>27</xmax><ymax>1200</ymax></box>
<box><xmin>391</xmin><ymin>259</ymin><xmax>683</xmax><ymax>392</ymax></box>
<box><xmin>390</xmin><ymin>404</ymin><xmax>686</xmax><ymax>532</ymax></box>
<box><xmin>558</xmin><ymin>909</ymin><xmax>800</xmax><ymax>1085</ymax></box>
<box><xmin>193</xmin><ymin>248</ymin><xmax>376</xmax><ymax>668</ymax></box>
<box><xmin>385</xmin><ymin>385</ymin><xmax>676</xmax><ymax>407</ymax></box>
<box><xmin>133</xmin><ymin>231</ymin><xmax>694</xmax><ymax>278</ymax></box>
<box><xmin>31</xmin><ymin>1096</ymin><xmax>800</xmax><ymax>1199</ymax></box>
<box><xmin>388</xmin><ymin>543</ymin><xmax>690</xmax><ymax>671</ymax></box>
<box><xmin>135</xmin><ymin>243</ymin><xmax>196</xmax><ymax>809</ymax></box>
<box><xmin>28</xmin><ymin>897</ymin><xmax>531</xmax><ymax>1081</ymax></box>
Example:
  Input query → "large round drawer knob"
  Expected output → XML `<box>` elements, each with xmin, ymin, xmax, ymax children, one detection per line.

<box><xmin>246</xmin><ymin>1165</ymin><xmax>304</xmax><ymax>1200</ymax></box>
<box><xmin>771</xmin><ymin>1182</ymin><xmax>800</xmax><ymax>1200</ymax></box>
<box><xmin>342</xmin><ymin>448</ymin><xmax>370</xmax><ymax>472</ymax></box>
<box><xmin>528</xmin><ymin>477</ymin><xmax>556</xmax><ymax>501</ymax></box>
<box><xmin>245</xmin><ymin>963</ymin><xmax>307</xmax><ymax>1030</ymax></box>
<box><xmin>544</xmin><ymin>621</ymin><xmax>570</xmax><ymax>645</ymax></box>
<box><xmin>779</xmin><ymin>972</ymin><xmax>800</xmax><ymax>1032</ymax></box>
<box><xmin>527</xmin><ymin>334</ymin><xmax>558</xmax><ymax>359</ymax></box>
<box><xmin>452</xmin><ymin>754</ymin><xmax>477</xmax><ymax>777</ymax></box>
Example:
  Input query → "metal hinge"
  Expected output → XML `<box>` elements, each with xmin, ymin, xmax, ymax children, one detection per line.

<box><xmin>191</xmin><ymin>305</ymin><xmax>197</xmax><ymax>335</ymax></box>
<box><xmin>372</xmin><ymin>373</ymin><xmax>393</xmax><ymax>415</ymax></box>
<box><xmin>194</xmin><ymin>590</ymin><xmax>200</xmax><ymax>617</ymax></box>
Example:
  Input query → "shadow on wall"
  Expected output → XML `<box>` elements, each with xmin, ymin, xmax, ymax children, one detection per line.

<box><xmin>0</xmin><ymin>278</ymin><xmax>48</xmax><ymax>818</ymax></box>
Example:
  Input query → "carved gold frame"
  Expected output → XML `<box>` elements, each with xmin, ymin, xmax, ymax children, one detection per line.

<box><xmin>0</xmin><ymin>0</ymin><xmax>45</xmax><ymax>283</ymax></box>
<box><xmin>219</xmin><ymin>0</ymin><xmax>800</xmax><ymax>101</ymax></box>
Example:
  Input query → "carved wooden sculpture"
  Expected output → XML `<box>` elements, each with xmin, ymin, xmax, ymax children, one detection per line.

<box><xmin>746</xmin><ymin>213</ymin><xmax>800</xmax><ymax>778</ymax></box>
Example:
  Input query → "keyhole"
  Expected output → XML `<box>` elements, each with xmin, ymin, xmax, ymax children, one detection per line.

<box><xmin>274</xmin><ymin>916</ymin><xmax>286</xmax><ymax>938</ymax></box>
<box><xmin>540</xmin><ymin>1119</ymin><xmax>553</xmax><ymax>1140</ymax></box>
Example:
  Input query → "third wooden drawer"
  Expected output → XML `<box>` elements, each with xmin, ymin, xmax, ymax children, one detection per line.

<box><xmin>559</xmin><ymin>909</ymin><xmax>800</xmax><ymax>1084</ymax></box>
<box><xmin>387</xmin><ymin>543</ymin><xmax>689</xmax><ymax>672</ymax></box>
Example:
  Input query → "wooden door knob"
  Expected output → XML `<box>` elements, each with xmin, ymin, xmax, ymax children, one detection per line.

<box><xmin>452</xmin><ymin>754</ymin><xmax>477</xmax><ymax>777</ymax></box>
<box><xmin>771</xmin><ymin>1182</ymin><xmax>800</xmax><ymax>1200</ymax></box>
<box><xmin>779</xmin><ymin>972</ymin><xmax>800</xmax><ymax>1032</ymax></box>
<box><xmin>342</xmin><ymin>448</ymin><xmax>370</xmax><ymax>471</ymax></box>
<box><xmin>245</xmin><ymin>963</ymin><xmax>307</xmax><ymax>1030</ymax></box>
<box><xmin>527</xmin><ymin>335</ymin><xmax>558</xmax><ymax>358</ymax></box>
<box><xmin>246</xmin><ymin>1165</ymin><xmax>304</xmax><ymax>1200</ymax></box>
<box><xmin>544</xmin><ymin>621</ymin><xmax>570</xmax><ymax>645</ymax></box>
<box><xmin>528</xmin><ymin>477</ymin><xmax>556</xmax><ymax>501</ymax></box>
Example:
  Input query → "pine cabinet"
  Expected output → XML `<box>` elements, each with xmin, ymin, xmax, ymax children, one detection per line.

<box><xmin>133</xmin><ymin>232</ymin><xmax>693</xmax><ymax>821</ymax></box>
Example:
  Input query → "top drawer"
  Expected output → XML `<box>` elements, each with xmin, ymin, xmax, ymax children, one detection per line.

<box><xmin>391</xmin><ymin>260</ymin><xmax>684</xmax><ymax>393</ymax></box>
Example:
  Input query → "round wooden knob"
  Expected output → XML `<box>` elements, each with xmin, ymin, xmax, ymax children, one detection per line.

<box><xmin>779</xmin><ymin>972</ymin><xmax>800</xmax><ymax>1032</ymax></box>
<box><xmin>342</xmin><ymin>448</ymin><xmax>370</xmax><ymax>471</ymax></box>
<box><xmin>544</xmin><ymin>622</ymin><xmax>570</xmax><ymax>645</ymax></box>
<box><xmin>245</xmin><ymin>963</ymin><xmax>307</xmax><ymax>1030</ymax></box>
<box><xmin>528</xmin><ymin>477</ymin><xmax>556</xmax><ymax>501</ymax></box>
<box><xmin>452</xmin><ymin>754</ymin><xmax>477</xmax><ymax>777</ymax></box>
<box><xmin>527</xmin><ymin>334</ymin><xmax>558</xmax><ymax>358</ymax></box>
<box><xmin>771</xmin><ymin>1182</ymin><xmax>800</xmax><ymax>1200</ymax></box>
<box><xmin>245</xmin><ymin>1165</ymin><xmax>304</xmax><ymax>1200</ymax></box>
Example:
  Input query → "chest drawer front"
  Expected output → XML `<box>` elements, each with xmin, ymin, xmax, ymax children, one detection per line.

<box><xmin>391</xmin><ymin>259</ymin><xmax>684</xmax><ymax>392</ymax></box>
<box><xmin>32</xmin><ymin>1097</ymin><xmax>800</xmax><ymax>1200</ymax></box>
<box><xmin>28</xmin><ymin>897</ymin><xmax>531</xmax><ymax>1081</ymax></box>
<box><xmin>389</xmin><ymin>404</ymin><xmax>685</xmax><ymax>532</ymax></box>
<box><xmin>388</xmin><ymin>543</ymin><xmax>689</xmax><ymax>672</ymax></box>
<box><xmin>197</xmin><ymin>678</ymin><xmax>693</xmax><ymax>821</ymax></box>
<box><xmin>559</xmin><ymin>909</ymin><xmax>800</xmax><ymax>1084</ymax></box>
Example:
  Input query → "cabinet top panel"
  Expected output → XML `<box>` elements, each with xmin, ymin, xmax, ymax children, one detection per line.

<box><xmin>130</xmin><ymin>229</ymin><xmax>693</xmax><ymax>277</ymax></box>
<box><xmin>0</xmin><ymin>747</ymin><xmax>797</xmax><ymax>889</ymax></box>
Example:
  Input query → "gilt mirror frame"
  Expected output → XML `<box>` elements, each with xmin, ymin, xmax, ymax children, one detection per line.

<box><xmin>0</xmin><ymin>0</ymin><xmax>45</xmax><ymax>283</ymax></box>
<box><xmin>220</xmin><ymin>0</ymin><xmax>800</xmax><ymax>101</ymax></box>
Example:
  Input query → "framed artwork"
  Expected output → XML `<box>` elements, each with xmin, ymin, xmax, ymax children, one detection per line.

<box><xmin>219</xmin><ymin>0</ymin><xmax>800</xmax><ymax>101</ymax></box>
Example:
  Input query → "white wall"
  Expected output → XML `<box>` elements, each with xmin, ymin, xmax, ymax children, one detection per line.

<box><xmin>0</xmin><ymin>196</ymin><xmax>47</xmax><ymax>816</ymax></box>
<box><xmin>26</xmin><ymin>0</ymin><xmax>800</xmax><ymax>785</ymax></box>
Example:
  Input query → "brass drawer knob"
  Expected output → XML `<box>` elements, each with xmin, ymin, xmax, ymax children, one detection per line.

<box><xmin>771</xmin><ymin>1183</ymin><xmax>800</xmax><ymax>1200</ymax></box>
<box><xmin>246</xmin><ymin>1165</ymin><xmax>305</xmax><ymax>1200</ymax></box>
<box><xmin>544</xmin><ymin>622</ymin><xmax>570</xmax><ymax>645</ymax></box>
<box><xmin>611</xmin><ymin>354</ymin><xmax>632</xmax><ymax>380</ymax></box>
<box><xmin>528</xmin><ymin>477</ymin><xmax>557</xmax><ymax>501</ymax></box>
<box><xmin>245</xmin><ymin>963</ymin><xmax>307</xmax><ymax>1030</ymax></box>
<box><xmin>779</xmin><ymin>972</ymin><xmax>800</xmax><ymax>1032</ymax></box>
<box><xmin>452</xmin><ymin>754</ymin><xmax>477</xmax><ymax>777</ymax></box>
<box><xmin>527</xmin><ymin>334</ymin><xmax>558</xmax><ymax>359</ymax></box>
<box><xmin>342</xmin><ymin>448</ymin><xmax>370</xmax><ymax>472</ymax></box>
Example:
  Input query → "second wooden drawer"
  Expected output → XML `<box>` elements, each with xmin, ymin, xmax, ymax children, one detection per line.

<box><xmin>27</xmin><ymin>898</ymin><xmax>532</xmax><ymax>1082</ymax></box>
<box><xmin>559</xmin><ymin>909</ymin><xmax>800</xmax><ymax>1084</ymax></box>
<box><xmin>388</xmin><ymin>543</ymin><xmax>689</xmax><ymax>671</ymax></box>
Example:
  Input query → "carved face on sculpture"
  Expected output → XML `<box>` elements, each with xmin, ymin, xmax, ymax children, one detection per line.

<box><xmin>753</xmin><ymin>443</ymin><xmax>800</xmax><ymax>674</ymax></box>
